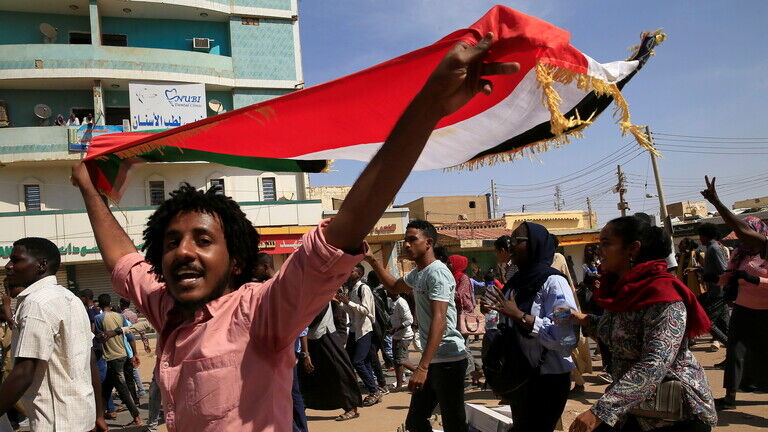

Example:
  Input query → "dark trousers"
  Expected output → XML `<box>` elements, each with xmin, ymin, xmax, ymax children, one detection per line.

<box><xmin>369</xmin><ymin>344</ymin><xmax>387</xmax><ymax>387</ymax></box>
<box><xmin>405</xmin><ymin>358</ymin><xmax>468</xmax><ymax>432</ymax></box>
<box><xmin>346</xmin><ymin>332</ymin><xmax>378</xmax><ymax>394</ymax></box>
<box><xmin>103</xmin><ymin>357</ymin><xmax>140</xmax><ymax>418</ymax></box>
<box><xmin>509</xmin><ymin>372</ymin><xmax>570</xmax><ymax>432</ymax></box>
<box><xmin>595</xmin><ymin>416</ymin><xmax>711</xmax><ymax>432</ymax></box>
<box><xmin>123</xmin><ymin>359</ymin><xmax>139</xmax><ymax>406</ymax></box>
<box><xmin>724</xmin><ymin>305</ymin><xmax>768</xmax><ymax>391</ymax></box>
<box><xmin>700</xmin><ymin>287</ymin><xmax>729</xmax><ymax>344</ymax></box>
<box><xmin>292</xmin><ymin>363</ymin><xmax>308</xmax><ymax>432</ymax></box>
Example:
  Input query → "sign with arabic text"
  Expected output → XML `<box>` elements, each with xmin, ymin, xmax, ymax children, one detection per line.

<box><xmin>129</xmin><ymin>82</ymin><xmax>206</xmax><ymax>131</ymax></box>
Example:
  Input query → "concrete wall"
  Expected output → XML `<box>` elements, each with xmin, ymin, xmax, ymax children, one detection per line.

<box><xmin>0</xmin><ymin>90</ymin><xmax>93</xmax><ymax>127</ymax></box>
<box><xmin>504</xmin><ymin>210</ymin><xmax>597</xmax><ymax>232</ymax></box>
<box><xmin>400</xmin><ymin>196</ymin><xmax>489</xmax><ymax>223</ymax></box>
<box><xmin>0</xmin><ymin>12</ymin><xmax>91</xmax><ymax>45</ymax></box>
<box><xmin>306</xmin><ymin>186</ymin><xmax>352</xmax><ymax>210</ymax></box>
<box><xmin>229</xmin><ymin>17</ymin><xmax>296</xmax><ymax>80</ymax></box>
<box><xmin>232</xmin><ymin>88</ymin><xmax>292</xmax><ymax>109</ymax></box>
<box><xmin>101</xmin><ymin>16</ymin><xmax>231</xmax><ymax>55</ymax></box>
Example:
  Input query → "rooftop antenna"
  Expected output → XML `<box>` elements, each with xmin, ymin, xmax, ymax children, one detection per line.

<box><xmin>34</xmin><ymin>103</ymin><xmax>52</xmax><ymax>126</ymax></box>
<box><xmin>40</xmin><ymin>23</ymin><xmax>58</xmax><ymax>43</ymax></box>
<box><xmin>208</xmin><ymin>99</ymin><xmax>225</xmax><ymax>114</ymax></box>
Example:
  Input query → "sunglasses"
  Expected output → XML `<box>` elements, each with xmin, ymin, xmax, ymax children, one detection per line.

<box><xmin>510</xmin><ymin>236</ymin><xmax>528</xmax><ymax>247</ymax></box>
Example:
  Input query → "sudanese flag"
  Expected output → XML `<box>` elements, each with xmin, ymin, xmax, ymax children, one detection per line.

<box><xmin>84</xmin><ymin>5</ymin><xmax>664</xmax><ymax>201</ymax></box>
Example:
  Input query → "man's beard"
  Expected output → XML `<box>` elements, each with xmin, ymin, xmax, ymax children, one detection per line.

<box><xmin>172</xmin><ymin>272</ymin><xmax>233</xmax><ymax>312</ymax></box>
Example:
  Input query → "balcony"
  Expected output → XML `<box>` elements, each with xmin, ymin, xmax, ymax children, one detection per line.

<box><xmin>0</xmin><ymin>199</ymin><xmax>322</xmax><ymax>265</ymax></box>
<box><xmin>0</xmin><ymin>44</ymin><xmax>234</xmax><ymax>86</ymax></box>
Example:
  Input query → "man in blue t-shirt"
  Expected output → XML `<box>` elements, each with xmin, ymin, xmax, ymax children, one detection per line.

<box><xmin>366</xmin><ymin>219</ymin><xmax>467</xmax><ymax>432</ymax></box>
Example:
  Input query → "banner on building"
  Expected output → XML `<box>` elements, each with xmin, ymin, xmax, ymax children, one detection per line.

<box><xmin>68</xmin><ymin>124</ymin><xmax>125</xmax><ymax>152</ymax></box>
<box><xmin>129</xmin><ymin>82</ymin><xmax>206</xmax><ymax>131</ymax></box>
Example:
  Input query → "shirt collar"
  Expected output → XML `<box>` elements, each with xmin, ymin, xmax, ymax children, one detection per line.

<box><xmin>16</xmin><ymin>275</ymin><xmax>58</xmax><ymax>299</ymax></box>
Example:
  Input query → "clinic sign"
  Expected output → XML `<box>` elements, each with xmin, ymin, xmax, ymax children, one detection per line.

<box><xmin>129</xmin><ymin>82</ymin><xmax>206</xmax><ymax>131</ymax></box>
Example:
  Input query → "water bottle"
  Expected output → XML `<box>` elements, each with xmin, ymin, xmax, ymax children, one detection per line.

<box><xmin>553</xmin><ymin>294</ymin><xmax>577</xmax><ymax>355</ymax></box>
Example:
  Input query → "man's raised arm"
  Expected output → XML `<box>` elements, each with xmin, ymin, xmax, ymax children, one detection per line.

<box><xmin>323</xmin><ymin>33</ymin><xmax>519</xmax><ymax>252</ymax></box>
<box><xmin>71</xmin><ymin>163</ymin><xmax>137</xmax><ymax>272</ymax></box>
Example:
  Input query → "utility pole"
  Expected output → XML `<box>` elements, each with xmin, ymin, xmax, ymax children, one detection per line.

<box><xmin>587</xmin><ymin>197</ymin><xmax>594</xmax><ymax>229</ymax></box>
<box><xmin>645</xmin><ymin>126</ymin><xmax>671</xmax><ymax>235</ymax></box>
<box><xmin>615</xmin><ymin>165</ymin><xmax>629</xmax><ymax>217</ymax></box>
<box><xmin>554</xmin><ymin>185</ymin><xmax>564</xmax><ymax>211</ymax></box>
<box><xmin>490</xmin><ymin>179</ymin><xmax>498</xmax><ymax>219</ymax></box>
<box><xmin>522</xmin><ymin>204</ymin><xmax>526</xmax><ymax>213</ymax></box>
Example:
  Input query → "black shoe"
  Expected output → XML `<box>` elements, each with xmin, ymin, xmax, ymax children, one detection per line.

<box><xmin>714</xmin><ymin>397</ymin><xmax>736</xmax><ymax>411</ymax></box>
<box><xmin>570</xmin><ymin>385</ymin><xmax>585</xmax><ymax>396</ymax></box>
<box><xmin>714</xmin><ymin>360</ymin><xmax>727</xmax><ymax>370</ymax></box>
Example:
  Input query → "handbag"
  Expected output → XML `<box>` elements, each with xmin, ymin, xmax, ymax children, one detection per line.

<box><xmin>458</xmin><ymin>311</ymin><xmax>486</xmax><ymax>336</ymax></box>
<box><xmin>628</xmin><ymin>379</ymin><xmax>685</xmax><ymax>421</ymax></box>
<box><xmin>482</xmin><ymin>323</ymin><xmax>546</xmax><ymax>396</ymax></box>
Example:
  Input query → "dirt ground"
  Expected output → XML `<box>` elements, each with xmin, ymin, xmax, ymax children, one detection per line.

<box><xmin>103</xmin><ymin>336</ymin><xmax>766</xmax><ymax>431</ymax></box>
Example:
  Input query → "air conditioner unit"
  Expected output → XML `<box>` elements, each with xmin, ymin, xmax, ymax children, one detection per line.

<box><xmin>192</xmin><ymin>38</ymin><xmax>211</xmax><ymax>50</ymax></box>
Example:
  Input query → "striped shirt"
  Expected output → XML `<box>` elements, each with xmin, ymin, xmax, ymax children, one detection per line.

<box><xmin>12</xmin><ymin>276</ymin><xmax>95</xmax><ymax>432</ymax></box>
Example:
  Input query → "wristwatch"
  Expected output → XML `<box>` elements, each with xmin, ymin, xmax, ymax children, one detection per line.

<box><xmin>298</xmin><ymin>352</ymin><xmax>309</xmax><ymax>360</ymax></box>
<box><xmin>115</xmin><ymin>327</ymin><xmax>124</xmax><ymax>335</ymax></box>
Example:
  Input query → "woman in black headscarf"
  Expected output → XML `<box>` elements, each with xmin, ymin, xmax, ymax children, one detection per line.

<box><xmin>486</xmin><ymin>222</ymin><xmax>579</xmax><ymax>432</ymax></box>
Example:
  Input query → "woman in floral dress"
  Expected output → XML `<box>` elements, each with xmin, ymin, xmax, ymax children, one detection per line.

<box><xmin>569</xmin><ymin>216</ymin><xmax>716</xmax><ymax>432</ymax></box>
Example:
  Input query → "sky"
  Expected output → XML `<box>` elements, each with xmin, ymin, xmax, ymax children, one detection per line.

<box><xmin>298</xmin><ymin>1</ymin><xmax>768</xmax><ymax>224</ymax></box>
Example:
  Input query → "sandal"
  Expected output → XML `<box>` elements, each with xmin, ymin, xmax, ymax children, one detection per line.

<box><xmin>335</xmin><ymin>410</ymin><xmax>360</xmax><ymax>421</ymax></box>
<box><xmin>362</xmin><ymin>393</ymin><xmax>381</xmax><ymax>407</ymax></box>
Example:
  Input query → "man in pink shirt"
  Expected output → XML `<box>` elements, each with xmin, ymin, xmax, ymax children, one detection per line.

<box><xmin>71</xmin><ymin>33</ymin><xmax>518</xmax><ymax>431</ymax></box>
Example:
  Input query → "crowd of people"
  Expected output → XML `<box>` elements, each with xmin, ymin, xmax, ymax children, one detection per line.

<box><xmin>0</xmin><ymin>32</ymin><xmax>765</xmax><ymax>432</ymax></box>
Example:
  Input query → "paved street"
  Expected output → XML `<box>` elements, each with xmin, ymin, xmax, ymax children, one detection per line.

<box><xmin>98</xmin><ymin>336</ymin><xmax>767</xmax><ymax>432</ymax></box>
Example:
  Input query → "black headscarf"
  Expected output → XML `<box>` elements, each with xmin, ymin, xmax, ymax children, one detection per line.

<box><xmin>503</xmin><ymin>222</ymin><xmax>564</xmax><ymax>312</ymax></box>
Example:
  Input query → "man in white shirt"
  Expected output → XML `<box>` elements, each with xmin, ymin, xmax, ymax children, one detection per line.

<box><xmin>335</xmin><ymin>263</ymin><xmax>380</xmax><ymax>406</ymax></box>
<box><xmin>1</xmin><ymin>237</ymin><xmax>106</xmax><ymax>431</ymax></box>
<box><xmin>387</xmin><ymin>292</ymin><xmax>416</xmax><ymax>389</ymax></box>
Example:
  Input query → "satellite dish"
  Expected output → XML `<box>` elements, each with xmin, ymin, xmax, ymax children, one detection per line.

<box><xmin>34</xmin><ymin>104</ymin><xmax>52</xmax><ymax>126</ymax></box>
<box><xmin>39</xmin><ymin>23</ymin><xmax>57</xmax><ymax>43</ymax></box>
<box><xmin>208</xmin><ymin>99</ymin><xmax>225</xmax><ymax>114</ymax></box>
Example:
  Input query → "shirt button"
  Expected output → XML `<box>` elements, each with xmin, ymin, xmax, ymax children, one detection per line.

<box><xmin>162</xmin><ymin>361</ymin><xmax>169</xmax><ymax>369</ymax></box>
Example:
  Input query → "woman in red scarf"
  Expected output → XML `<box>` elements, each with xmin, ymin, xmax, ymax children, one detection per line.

<box><xmin>447</xmin><ymin>254</ymin><xmax>482</xmax><ymax>386</ymax></box>
<box><xmin>569</xmin><ymin>216</ymin><xmax>716</xmax><ymax>432</ymax></box>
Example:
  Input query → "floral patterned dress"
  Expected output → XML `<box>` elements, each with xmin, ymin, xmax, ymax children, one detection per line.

<box><xmin>586</xmin><ymin>301</ymin><xmax>717</xmax><ymax>430</ymax></box>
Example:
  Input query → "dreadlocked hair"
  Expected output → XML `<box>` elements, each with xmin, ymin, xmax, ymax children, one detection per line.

<box><xmin>142</xmin><ymin>183</ymin><xmax>260</xmax><ymax>287</ymax></box>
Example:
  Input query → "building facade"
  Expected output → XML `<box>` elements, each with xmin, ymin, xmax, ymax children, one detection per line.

<box><xmin>0</xmin><ymin>0</ymin><xmax>318</xmax><ymax>298</ymax></box>
<box><xmin>397</xmin><ymin>195</ymin><xmax>491</xmax><ymax>223</ymax></box>
<box><xmin>666</xmin><ymin>201</ymin><xmax>709</xmax><ymax>220</ymax></box>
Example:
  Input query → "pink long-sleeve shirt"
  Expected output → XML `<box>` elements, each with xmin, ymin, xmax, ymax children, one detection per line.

<box><xmin>111</xmin><ymin>221</ymin><xmax>361</xmax><ymax>431</ymax></box>
<box><xmin>718</xmin><ymin>253</ymin><xmax>768</xmax><ymax>310</ymax></box>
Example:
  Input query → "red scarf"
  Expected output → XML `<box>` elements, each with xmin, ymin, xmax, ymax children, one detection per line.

<box><xmin>595</xmin><ymin>259</ymin><xmax>711</xmax><ymax>338</ymax></box>
<box><xmin>448</xmin><ymin>255</ymin><xmax>468</xmax><ymax>285</ymax></box>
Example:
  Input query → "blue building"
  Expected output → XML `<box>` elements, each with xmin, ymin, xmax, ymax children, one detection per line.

<box><xmin>0</xmin><ymin>0</ymin><xmax>322</xmax><ymax>295</ymax></box>
<box><xmin>0</xmin><ymin>0</ymin><xmax>303</xmax><ymax>127</ymax></box>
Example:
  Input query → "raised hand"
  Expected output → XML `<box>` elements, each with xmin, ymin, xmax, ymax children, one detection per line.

<box><xmin>700</xmin><ymin>176</ymin><xmax>720</xmax><ymax>205</ymax></box>
<box><xmin>421</xmin><ymin>32</ymin><xmax>520</xmax><ymax>117</ymax></box>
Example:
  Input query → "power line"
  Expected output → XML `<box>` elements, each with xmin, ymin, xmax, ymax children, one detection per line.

<box><xmin>651</xmin><ymin>132</ymin><xmax>768</xmax><ymax>140</ymax></box>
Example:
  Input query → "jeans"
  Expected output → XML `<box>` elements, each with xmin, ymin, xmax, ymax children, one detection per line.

<box><xmin>96</xmin><ymin>355</ymin><xmax>115</xmax><ymax>413</ymax></box>
<box><xmin>132</xmin><ymin>365</ymin><xmax>146</xmax><ymax>395</ymax></box>
<box><xmin>292</xmin><ymin>364</ymin><xmax>308</xmax><ymax>432</ymax></box>
<box><xmin>405</xmin><ymin>358</ymin><xmax>468</xmax><ymax>432</ymax></box>
<box><xmin>346</xmin><ymin>332</ymin><xmax>378</xmax><ymax>394</ymax></box>
<box><xmin>147</xmin><ymin>375</ymin><xmax>162</xmax><ymax>432</ymax></box>
<box><xmin>103</xmin><ymin>357</ymin><xmax>140</xmax><ymax>418</ymax></box>
<box><xmin>383</xmin><ymin>334</ymin><xmax>394</xmax><ymax>364</ymax></box>
<box><xmin>508</xmin><ymin>372</ymin><xmax>571</xmax><ymax>432</ymax></box>
<box><xmin>369</xmin><ymin>338</ymin><xmax>387</xmax><ymax>388</ymax></box>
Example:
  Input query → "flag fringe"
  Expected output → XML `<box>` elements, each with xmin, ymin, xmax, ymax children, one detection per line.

<box><xmin>449</xmin><ymin>55</ymin><xmax>662</xmax><ymax>171</ymax></box>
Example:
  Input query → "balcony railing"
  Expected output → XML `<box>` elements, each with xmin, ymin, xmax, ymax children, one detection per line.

<box><xmin>0</xmin><ymin>44</ymin><xmax>234</xmax><ymax>83</ymax></box>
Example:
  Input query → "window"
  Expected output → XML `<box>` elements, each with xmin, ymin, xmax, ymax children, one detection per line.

<box><xmin>149</xmin><ymin>181</ymin><xmax>165</xmax><ymax>205</ymax></box>
<box><xmin>469</xmin><ymin>201</ymin><xmax>476</xmax><ymax>209</ymax></box>
<box><xmin>262</xmin><ymin>178</ymin><xmax>276</xmax><ymax>201</ymax></box>
<box><xmin>210</xmin><ymin>178</ymin><xmax>225</xmax><ymax>196</ymax></box>
<box><xmin>24</xmin><ymin>184</ymin><xmax>41</xmax><ymax>211</ymax></box>
<box><xmin>102</xmin><ymin>34</ymin><xmax>128</xmax><ymax>47</ymax></box>
<box><xmin>69</xmin><ymin>31</ymin><xmax>92</xmax><ymax>44</ymax></box>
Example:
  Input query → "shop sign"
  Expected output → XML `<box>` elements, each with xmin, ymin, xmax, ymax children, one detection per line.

<box><xmin>372</xmin><ymin>223</ymin><xmax>397</xmax><ymax>235</ymax></box>
<box><xmin>258</xmin><ymin>236</ymin><xmax>304</xmax><ymax>254</ymax></box>
<box><xmin>0</xmin><ymin>242</ymin><xmax>144</xmax><ymax>259</ymax></box>
<box><xmin>558</xmin><ymin>233</ymin><xmax>600</xmax><ymax>246</ymax></box>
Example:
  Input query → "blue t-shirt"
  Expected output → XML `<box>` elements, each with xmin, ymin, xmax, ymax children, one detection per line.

<box><xmin>404</xmin><ymin>260</ymin><xmax>466</xmax><ymax>362</ymax></box>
